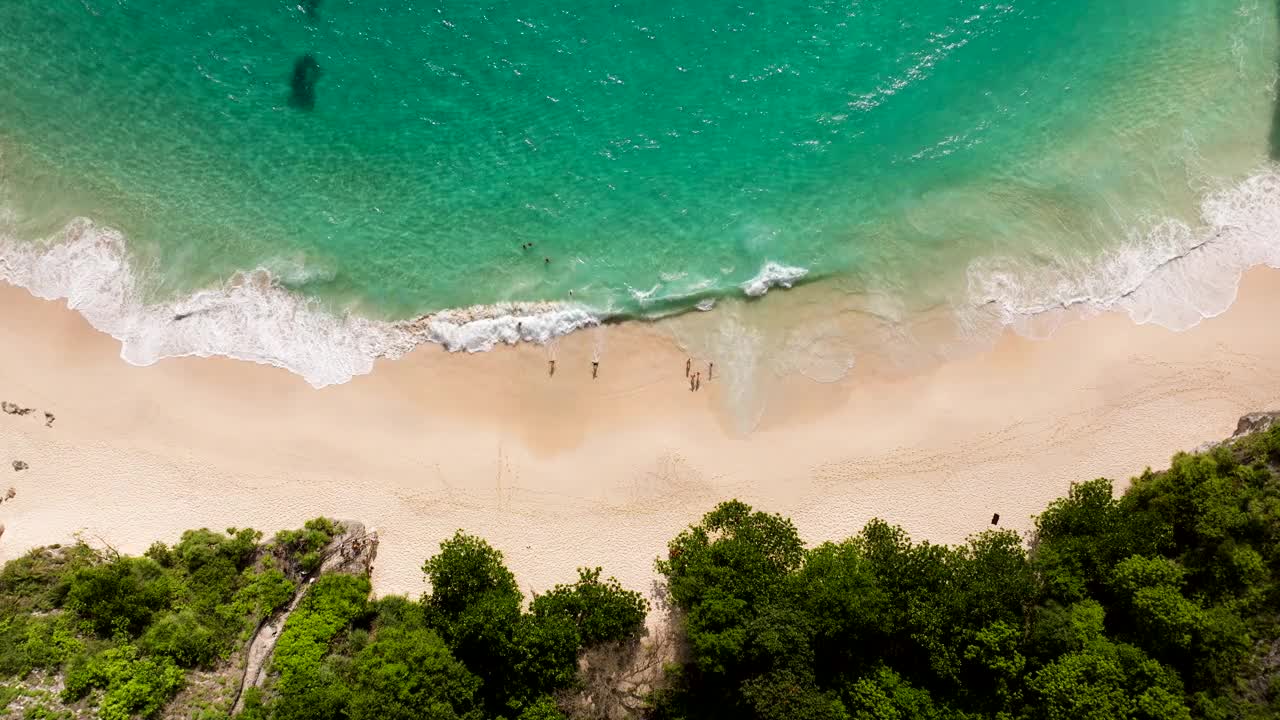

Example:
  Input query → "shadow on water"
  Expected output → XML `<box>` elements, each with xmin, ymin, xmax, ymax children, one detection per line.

<box><xmin>288</xmin><ymin>54</ymin><xmax>321</xmax><ymax>111</ymax></box>
<box><xmin>1271</xmin><ymin>0</ymin><xmax>1280</xmax><ymax>158</ymax></box>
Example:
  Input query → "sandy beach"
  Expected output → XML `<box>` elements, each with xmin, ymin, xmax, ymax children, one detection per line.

<box><xmin>1</xmin><ymin>269</ymin><xmax>1279</xmax><ymax>600</ymax></box>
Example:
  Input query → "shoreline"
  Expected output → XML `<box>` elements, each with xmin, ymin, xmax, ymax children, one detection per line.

<box><xmin>2</xmin><ymin>267</ymin><xmax>1280</xmax><ymax>598</ymax></box>
<box><xmin>3</xmin><ymin>164</ymin><xmax>1279</xmax><ymax>392</ymax></box>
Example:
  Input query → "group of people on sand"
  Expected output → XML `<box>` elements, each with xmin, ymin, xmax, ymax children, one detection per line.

<box><xmin>547</xmin><ymin>358</ymin><xmax>600</xmax><ymax>379</ymax></box>
<box><xmin>686</xmin><ymin>358</ymin><xmax>712</xmax><ymax>392</ymax></box>
<box><xmin>543</xmin><ymin>356</ymin><xmax>714</xmax><ymax>388</ymax></box>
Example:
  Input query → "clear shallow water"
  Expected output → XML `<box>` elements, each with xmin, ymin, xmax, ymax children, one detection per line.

<box><xmin>1</xmin><ymin>0</ymin><xmax>1279</xmax><ymax>388</ymax></box>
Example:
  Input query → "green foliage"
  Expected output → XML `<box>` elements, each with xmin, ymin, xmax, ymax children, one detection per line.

<box><xmin>657</xmin><ymin>499</ymin><xmax>804</xmax><ymax>609</ymax></box>
<box><xmin>64</xmin><ymin>556</ymin><xmax>173</xmax><ymax>637</ymax></box>
<box><xmin>423</xmin><ymin>530</ymin><xmax>521</xmax><ymax>618</ymax></box>
<box><xmin>221</xmin><ymin>568</ymin><xmax>296</xmax><ymax>630</ymax></box>
<box><xmin>0</xmin><ymin>519</ymin><xmax>337</xmax><ymax>719</ymax></box>
<box><xmin>4</xmin><ymin>428</ymin><xmax>1277</xmax><ymax>720</ymax></box>
<box><xmin>530</xmin><ymin>567</ymin><xmax>648</xmax><ymax>646</ymax></box>
<box><xmin>274</xmin><ymin>518</ymin><xmax>341</xmax><ymax>573</ymax></box>
<box><xmin>271</xmin><ymin>573</ymin><xmax>371</xmax><ymax>696</ymax></box>
<box><xmin>62</xmin><ymin>644</ymin><xmax>184</xmax><ymax>719</ymax></box>
<box><xmin>515</xmin><ymin>694</ymin><xmax>568</xmax><ymax>720</ymax></box>
<box><xmin>139</xmin><ymin>609</ymin><xmax>218</xmax><ymax>667</ymax></box>
<box><xmin>0</xmin><ymin>543</ymin><xmax>97</xmax><ymax>614</ymax></box>
<box><xmin>653</xmin><ymin>425</ymin><xmax>1280</xmax><ymax>720</ymax></box>
<box><xmin>421</xmin><ymin>531</ymin><xmax>523</xmax><ymax>712</ymax></box>
<box><xmin>346</xmin><ymin>625</ymin><xmax>483</xmax><ymax>720</ymax></box>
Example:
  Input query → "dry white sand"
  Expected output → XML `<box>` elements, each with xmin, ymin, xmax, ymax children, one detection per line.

<box><xmin>1</xmin><ymin>270</ymin><xmax>1279</xmax><ymax>599</ymax></box>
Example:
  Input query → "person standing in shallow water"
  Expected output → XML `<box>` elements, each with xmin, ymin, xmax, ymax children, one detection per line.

<box><xmin>685</xmin><ymin>358</ymin><xmax>691</xmax><ymax>377</ymax></box>
<box><xmin>592</xmin><ymin>361</ymin><xmax>599</xmax><ymax>379</ymax></box>
<box><xmin>548</xmin><ymin>360</ymin><xmax>555</xmax><ymax>377</ymax></box>
<box><xmin>695</xmin><ymin>373</ymin><xmax>701</xmax><ymax>391</ymax></box>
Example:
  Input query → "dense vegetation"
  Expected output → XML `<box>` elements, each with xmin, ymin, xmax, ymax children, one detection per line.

<box><xmin>1</xmin><ymin>422</ymin><xmax>1278</xmax><ymax>719</ymax></box>
<box><xmin>652</xmin><ymin>424</ymin><xmax>1280</xmax><ymax>719</ymax></box>
<box><xmin>0</xmin><ymin>519</ymin><xmax>337</xmax><ymax>719</ymax></box>
<box><xmin>241</xmin><ymin>532</ymin><xmax>647</xmax><ymax>720</ymax></box>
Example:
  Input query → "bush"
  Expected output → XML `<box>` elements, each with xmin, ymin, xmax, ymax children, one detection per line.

<box><xmin>64</xmin><ymin>557</ymin><xmax>172</xmax><ymax>637</ymax></box>
<box><xmin>274</xmin><ymin>518</ymin><xmax>341</xmax><ymax>569</ymax></box>
<box><xmin>531</xmin><ymin>567</ymin><xmax>648</xmax><ymax>647</ymax></box>
<box><xmin>139</xmin><ymin>610</ymin><xmax>218</xmax><ymax>667</ymax></box>
<box><xmin>272</xmin><ymin>574</ymin><xmax>371</xmax><ymax>695</ymax></box>
<box><xmin>62</xmin><ymin>644</ymin><xmax>183</xmax><ymax>718</ymax></box>
<box><xmin>346</xmin><ymin>626</ymin><xmax>483</xmax><ymax>720</ymax></box>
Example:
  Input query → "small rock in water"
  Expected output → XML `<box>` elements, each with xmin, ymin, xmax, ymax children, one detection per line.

<box><xmin>4</xmin><ymin>486</ymin><xmax>13</xmax><ymax>499</ymax></box>
<box><xmin>11</xmin><ymin>461</ymin><xmax>27</xmax><ymax>472</ymax></box>
<box><xmin>44</xmin><ymin>412</ymin><xmax>55</xmax><ymax>428</ymax></box>
<box><xmin>990</xmin><ymin>513</ymin><xmax>1000</xmax><ymax>525</ymax></box>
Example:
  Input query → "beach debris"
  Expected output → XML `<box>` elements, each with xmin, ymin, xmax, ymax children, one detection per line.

<box><xmin>44</xmin><ymin>412</ymin><xmax>55</xmax><ymax>428</ymax></box>
<box><xmin>1</xmin><ymin>401</ymin><xmax>33</xmax><ymax>416</ymax></box>
<box><xmin>11</xmin><ymin>461</ymin><xmax>27</xmax><ymax>472</ymax></box>
<box><xmin>991</xmin><ymin>513</ymin><xmax>1000</xmax><ymax>525</ymax></box>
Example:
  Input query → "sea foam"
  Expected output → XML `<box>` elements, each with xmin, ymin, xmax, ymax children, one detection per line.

<box><xmin>2</xmin><ymin>169</ymin><xmax>1279</xmax><ymax>390</ymax></box>
<box><xmin>741</xmin><ymin>262</ymin><xmax>809</xmax><ymax>297</ymax></box>
<box><xmin>0</xmin><ymin>220</ymin><xmax>599</xmax><ymax>388</ymax></box>
<box><xmin>964</xmin><ymin>168</ymin><xmax>1280</xmax><ymax>338</ymax></box>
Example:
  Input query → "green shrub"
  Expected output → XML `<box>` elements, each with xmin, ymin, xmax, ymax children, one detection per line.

<box><xmin>272</xmin><ymin>574</ymin><xmax>371</xmax><ymax>695</ymax></box>
<box><xmin>530</xmin><ymin>567</ymin><xmax>648</xmax><ymax>646</ymax></box>
<box><xmin>64</xmin><ymin>557</ymin><xmax>173</xmax><ymax>637</ymax></box>
<box><xmin>62</xmin><ymin>643</ymin><xmax>183</xmax><ymax>718</ymax></box>
<box><xmin>139</xmin><ymin>609</ymin><xmax>218</xmax><ymax>667</ymax></box>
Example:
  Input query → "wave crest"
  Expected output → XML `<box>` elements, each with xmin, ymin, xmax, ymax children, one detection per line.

<box><xmin>741</xmin><ymin>261</ymin><xmax>809</xmax><ymax>297</ymax></box>
<box><xmin>0</xmin><ymin>220</ymin><xmax>599</xmax><ymax>387</ymax></box>
<box><xmin>964</xmin><ymin>168</ymin><xmax>1280</xmax><ymax>337</ymax></box>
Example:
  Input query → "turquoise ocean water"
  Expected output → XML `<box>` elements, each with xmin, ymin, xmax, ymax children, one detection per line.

<box><xmin>1</xmin><ymin>0</ymin><xmax>1279</xmax><ymax>386</ymax></box>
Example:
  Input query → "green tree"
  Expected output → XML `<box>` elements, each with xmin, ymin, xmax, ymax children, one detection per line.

<box><xmin>657</xmin><ymin>500</ymin><xmax>804</xmax><ymax>609</ymax></box>
<box><xmin>422</xmin><ymin>532</ymin><xmax>523</xmax><ymax>714</ymax></box>
<box><xmin>346</xmin><ymin>625</ymin><xmax>483</xmax><ymax>720</ymax></box>
<box><xmin>64</xmin><ymin>556</ymin><xmax>172</xmax><ymax>637</ymax></box>
<box><xmin>530</xmin><ymin>567</ymin><xmax>647</xmax><ymax>646</ymax></box>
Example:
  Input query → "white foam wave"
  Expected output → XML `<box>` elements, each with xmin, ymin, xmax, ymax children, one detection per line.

<box><xmin>741</xmin><ymin>261</ymin><xmax>809</xmax><ymax>297</ymax></box>
<box><xmin>0</xmin><ymin>220</ymin><xmax>599</xmax><ymax>388</ymax></box>
<box><xmin>965</xmin><ymin>168</ymin><xmax>1280</xmax><ymax>337</ymax></box>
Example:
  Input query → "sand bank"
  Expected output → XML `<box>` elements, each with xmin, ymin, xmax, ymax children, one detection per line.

<box><xmin>1</xmin><ymin>270</ymin><xmax>1279</xmax><ymax>598</ymax></box>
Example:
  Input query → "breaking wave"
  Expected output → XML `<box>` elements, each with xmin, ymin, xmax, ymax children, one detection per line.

<box><xmin>0</xmin><ymin>221</ymin><xmax>600</xmax><ymax>387</ymax></box>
